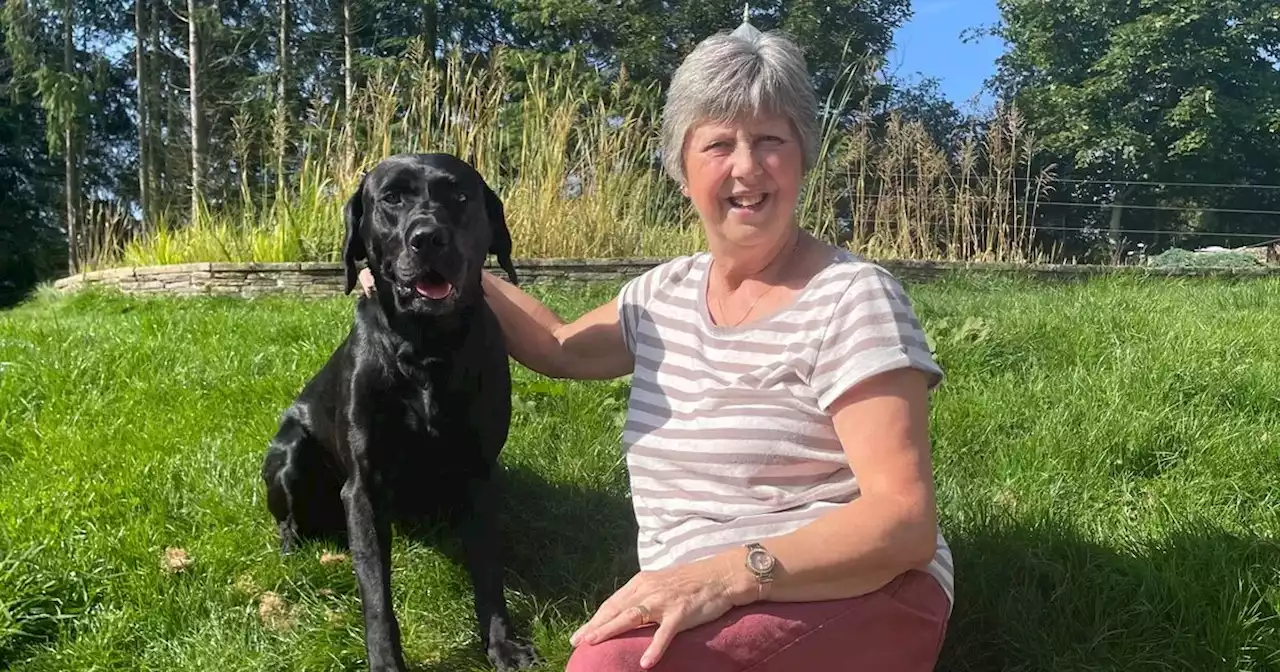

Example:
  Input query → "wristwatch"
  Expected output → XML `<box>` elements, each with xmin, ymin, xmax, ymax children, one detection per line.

<box><xmin>743</xmin><ymin>542</ymin><xmax>776</xmax><ymax>598</ymax></box>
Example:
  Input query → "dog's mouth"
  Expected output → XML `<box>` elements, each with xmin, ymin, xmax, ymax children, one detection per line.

<box><xmin>413</xmin><ymin>270</ymin><xmax>454</xmax><ymax>301</ymax></box>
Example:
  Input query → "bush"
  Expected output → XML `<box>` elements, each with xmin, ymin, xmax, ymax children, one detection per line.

<box><xmin>1146</xmin><ymin>248</ymin><xmax>1263</xmax><ymax>269</ymax></box>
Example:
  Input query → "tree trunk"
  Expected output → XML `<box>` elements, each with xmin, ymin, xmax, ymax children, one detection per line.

<box><xmin>276</xmin><ymin>0</ymin><xmax>290</xmax><ymax>192</ymax></box>
<box><xmin>148</xmin><ymin>0</ymin><xmax>163</xmax><ymax>209</ymax></box>
<box><xmin>277</xmin><ymin>0</ymin><xmax>290</xmax><ymax>105</ymax></box>
<box><xmin>135</xmin><ymin>0</ymin><xmax>151</xmax><ymax>227</ymax></box>
<box><xmin>188</xmin><ymin>0</ymin><xmax>203</xmax><ymax>218</ymax></box>
<box><xmin>343</xmin><ymin>0</ymin><xmax>354</xmax><ymax>111</ymax></box>
<box><xmin>342</xmin><ymin>0</ymin><xmax>354</xmax><ymax>174</ymax></box>
<box><xmin>63</xmin><ymin>0</ymin><xmax>79</xmax><ymax>273</ymax></box>
<box><xmin>422</xmin><ymin>0</ymin><xmax>437</xmax><ymax>61</ymax></box>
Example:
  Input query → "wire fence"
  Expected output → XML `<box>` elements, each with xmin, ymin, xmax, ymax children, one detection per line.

<box><xmin>837</xmin><ymin>189</ymin><xmax>1280</xmax><ymax>244</ymax></box>
<box><xmin>845</xmin><ymin>193</ymin><xmax>1280</xmax><ymax>219</ymax></box>
<box><xmin>856</xmin><ymin>174</ymin><xmax>1280</xmax><ymax>191</ymax></box>
<box><xmin>901</xmin><ymin>221</ymin><xmax>1280</xmax><ymax>242</ymax></box>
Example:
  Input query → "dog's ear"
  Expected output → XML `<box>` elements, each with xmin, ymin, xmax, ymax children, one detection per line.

<box><xmin>342</xmin><ymin>176</ymin><xmax>368</xmax><ymax>295</ymax></box>
<box><xmin>482</xmin><ymin>181</ymin><xmax>519</xmax><ymax>286</ymax></box>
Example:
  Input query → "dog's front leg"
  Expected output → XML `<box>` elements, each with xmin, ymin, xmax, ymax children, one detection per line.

<box><xmin>342</xmin><ymin>460</ymin><xmax>406</xmax><ymax>671</ymax></box>
<box><xmin>461</xmin><ymin>474</ymin><xmax>538</xmax><ymax>671</ymax></box>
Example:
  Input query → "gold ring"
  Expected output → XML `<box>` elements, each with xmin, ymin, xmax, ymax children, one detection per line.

<box><xmin>632</xmin><ymin>604</ymin><xmax>651</xmax><ymax>625</ymax></box>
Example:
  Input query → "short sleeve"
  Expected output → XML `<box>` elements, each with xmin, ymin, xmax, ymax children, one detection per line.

<box><xmin>809</xmin><ymin>265</ymin><xmax>944</xmax><ymax>411</ymax></box>
<box><xmin>617</xmin><ymin>256</ymin><xmax>692</xmax><ymax>354</ymax></box>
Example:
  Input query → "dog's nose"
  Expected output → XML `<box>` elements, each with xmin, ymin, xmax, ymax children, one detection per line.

<box><xmin>408</xmin><ymin>225</ymin><xmax>449</xmax><ymax>253</ymax></box>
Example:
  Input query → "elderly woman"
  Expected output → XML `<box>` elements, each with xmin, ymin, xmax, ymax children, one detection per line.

<box><xmin>364</xmin><ymin>24</ymin><xmax>952</xmax><ymax>672</ymax></box>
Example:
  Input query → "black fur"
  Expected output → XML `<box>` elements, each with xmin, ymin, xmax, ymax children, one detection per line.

<box><xmin>262</xmin><ymin>153</ymin><xmax>534</xmax><ymax>671</ymax></box>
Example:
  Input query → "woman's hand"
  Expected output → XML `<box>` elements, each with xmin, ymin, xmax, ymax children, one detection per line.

<box><xmin>358</xmin><ymin>267</ymin><xmax>375</xmax><ymax>297</ymax></box>
<box><xmin>570</xmin><ymin>552</ymin><xmax>753</xmax><ymax>669</ymax></box>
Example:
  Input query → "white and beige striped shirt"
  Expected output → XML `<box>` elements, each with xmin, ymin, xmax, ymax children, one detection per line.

<box><xmin>616</xmin><ymin>248</ymin><xmax>954</xmax><ymax>606</ymax></box>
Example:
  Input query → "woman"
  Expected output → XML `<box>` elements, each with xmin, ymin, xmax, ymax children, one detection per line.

<box><xmin>363</xmin><ymin>24</ymin><xmax>952</xmax><ymax>672</ymax></box>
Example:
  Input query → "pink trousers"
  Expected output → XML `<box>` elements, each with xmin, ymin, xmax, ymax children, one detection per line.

<box><xmin>565</xmin><ymin>569</ymin><xmax>949</xmax><ymax>672</ymax></box>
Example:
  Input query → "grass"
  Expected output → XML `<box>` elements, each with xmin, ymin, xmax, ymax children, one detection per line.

<box><xmin>79</xmin><ymin>45</ymin><xmax>1051</xmax><ymax>269</ymax></box>
<box><xmin>2</xmin><ymin>276</ymin><xmax>1279</xmax><ymax>671</ymax></box>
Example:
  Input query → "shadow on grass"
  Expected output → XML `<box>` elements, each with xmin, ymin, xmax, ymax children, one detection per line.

<box><xmin>938</xmin><ymin>516</ymin><xmax>1280</xmax><ymax>671</ymax></box>
<box><xmin>0</xmin><ymin>544</ymin><xmax>106</xmax><ymax>669</ymax></box>
<box><xmin>388</xmin><ymin>463</ymin><xmax>637</xmax><ymax>671</ymax></box>
<box><xmin>386</xmin><ymin>461</ymin><xmax>638</xmax><ymax>601</ymax></box>
<box><xmin>496</xmin><ymin>464</ymin><xmax>639</xmax><ymax>604</ymax></box>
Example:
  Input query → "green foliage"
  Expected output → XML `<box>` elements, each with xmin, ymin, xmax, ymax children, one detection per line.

<box><xmin>0</xmin><ymin>1</ymin><xmax>62</xmax><ymax>305</ymax></box>
<box><xmin>1</xmin><ymin>0</ymin><xmax>89</xmax><ymax>151</ymax></box>
<box><xmin>0</xmin><ymin>543</ymin><xmax>104</xmax><ymax>667</ymax></box>
<box><xmin>1146</xmin><ymin>248</ymin><xmax>1264</xmax><ymax>269</ymax></box>
<box><xmin>497</xmin><ymin>0</ymin><xmax>910</xmax><ymax>111</ymax></box>
<box><xmin>987</xmin><ymin>0</ymin><xmax>1280</xmax><ymax>251</ymax></box>
<box><xmin>878</xmin><ymin>75</ymin><xmax>966</xmax><ymax>152</ymax></box>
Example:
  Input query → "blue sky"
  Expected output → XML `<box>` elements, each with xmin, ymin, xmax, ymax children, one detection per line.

<box><xmin>886</xmin><ymin>0</ymin><xmax>1005</xmax><ymax>110</ymax></box>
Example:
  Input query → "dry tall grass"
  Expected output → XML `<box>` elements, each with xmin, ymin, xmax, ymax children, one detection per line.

<box><xmin>87</xmin><ymin>41</ymin><xmax>1051</xmax><ymax>269</ymax></box>
<box><xmin>809</xmin><ymin>105</ymin><xmax>1056</xmax><ymax>263</ymax></box>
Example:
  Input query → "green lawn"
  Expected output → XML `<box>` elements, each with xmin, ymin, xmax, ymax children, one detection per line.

<box><xmin>2</xmin><ymin>275</ymin><xmax>1279</xmax><ymax>671</ymax></box>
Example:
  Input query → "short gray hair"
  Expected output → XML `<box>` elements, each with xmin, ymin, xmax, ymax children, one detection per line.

<box><xmin>660</xmin><ymin>28</ymin><xmax>820</xmax><ymax>184</ymax></box>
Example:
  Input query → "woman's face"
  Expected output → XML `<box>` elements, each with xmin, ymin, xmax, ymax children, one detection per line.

<box><xmin>681</xmin><ymin>112</ymin><xmax>805</xmax><ymax>249</ymax></box>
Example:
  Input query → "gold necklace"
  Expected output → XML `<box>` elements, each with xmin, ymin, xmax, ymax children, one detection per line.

<box><xmin>714</xmin><ymin>233</ymin><xmax>802</xmax><ymax>327</ymax></box>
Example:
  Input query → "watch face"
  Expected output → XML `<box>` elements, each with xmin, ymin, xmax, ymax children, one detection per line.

<box><xmin>747</xmin><ymin>549</ymin><xmax>774</xmax><ymax>573</ymax></box>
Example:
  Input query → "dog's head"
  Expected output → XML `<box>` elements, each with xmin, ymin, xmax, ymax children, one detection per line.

<box><xmin>341</xmin><ymin>153</ymin><xmax>518</xmax><ymax>316</ymax></box>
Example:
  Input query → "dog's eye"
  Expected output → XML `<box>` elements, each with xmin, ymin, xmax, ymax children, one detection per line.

<box><xmin>452</xmin><ymin>191</ymin><xmax>468</xmax><ymax>204</ymax></box>
<box><xmin>381</xmin><ymin>192</ymin><xmax>402</xmax><ymax>205</ymax></box>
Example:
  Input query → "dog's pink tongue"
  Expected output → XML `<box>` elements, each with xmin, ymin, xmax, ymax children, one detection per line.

<box><xmin>414</xmin><ymin>279</ymin><xmax>453</xmax><ymax>300</ymax></box>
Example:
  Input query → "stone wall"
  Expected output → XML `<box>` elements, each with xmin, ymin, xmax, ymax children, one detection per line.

<box><xmin>51</xmin><ymin>258</ymin><xmax>1280</xmax><ymax>298</ymax></box>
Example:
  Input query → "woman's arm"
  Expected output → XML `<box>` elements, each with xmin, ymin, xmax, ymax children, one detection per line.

<box><xmin>358</xmin><ymin>266</ymin><xmax>634</xmax><ymax>379</ymax></box>
<box><xmin>720</xmin><ymin>366</ymin><xmax>939</xmax><ymax>604</ymax></box>
<box><xmin>568</xmin><ymin>366</ymin><xmax>941</xmax><ymax>665</ymax></box>
<box><xmin>479</xmin><ymin>271</ymin><xmax>635</xmax><ymax>380</ymax></box>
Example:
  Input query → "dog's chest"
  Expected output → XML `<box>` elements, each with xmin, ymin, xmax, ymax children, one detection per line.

<box><xmin>397</xmin><ymin>381</ymin><xmax>456</xmax><ymax>437</ymax></box>
<box><xmin>383</xmin><ymin>365</ymin><xmax>481</xmax><ymax>457</ymax></box>
<box><xmin>377</xmin><ymin>381</ymin><xmax>486</xmax><ymax>507</ymax></box>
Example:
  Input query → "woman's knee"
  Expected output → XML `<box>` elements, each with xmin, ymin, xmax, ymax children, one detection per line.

<box><xmin>564</xmin><ymin>634</ymin><xmax>649</xmax><ymax>672</ymax></box>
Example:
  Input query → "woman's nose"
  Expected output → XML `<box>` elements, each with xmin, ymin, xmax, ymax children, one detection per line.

<box><xmin>729</xmin><ymin>141</ymin><xmax>762</xmax><ymax>179</ymax></box>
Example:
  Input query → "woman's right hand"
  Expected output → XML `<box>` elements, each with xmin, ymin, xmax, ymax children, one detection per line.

<box><xmin>358</xmin><ymin>267</ymin><xmax>376</xmax><ymax>297</ymax></box>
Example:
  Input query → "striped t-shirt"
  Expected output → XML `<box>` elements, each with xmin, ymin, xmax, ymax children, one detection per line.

<box><xmin>615</xmin><ymin>247</ymin><xmax>954</xmax><ymax>606</ymax></box>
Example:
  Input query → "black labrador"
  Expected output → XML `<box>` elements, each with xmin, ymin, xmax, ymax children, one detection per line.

<box><xmin>261</xmin><ymin>153</ymin><xmax>536</xmax><ymax>671</ymax></box>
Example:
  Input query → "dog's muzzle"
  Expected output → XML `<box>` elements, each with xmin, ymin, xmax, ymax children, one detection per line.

<box><xmin>393</xmin><ymin>220</ymin><xmax>462</xmax><ymax>304</ymax></box>
<box><xmin>407</xmin><ymin>221</ymin><xmax>451</xmax><ymax>256</ymax></box>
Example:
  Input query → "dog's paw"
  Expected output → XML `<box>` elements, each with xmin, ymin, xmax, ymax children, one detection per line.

<box><xmin>277</xmin><ymin>521</ymin><xmax>300</xmax><ymax>555</ymax></box>
<box><xmin>367</xmin><ymin>652</ymin><xmax>408</xmax><ymax>672</ymax></box>
<box><xmin>487</xmin><ymin>638</ymin><xmax>538</xmax><ymax>671</ymax></box>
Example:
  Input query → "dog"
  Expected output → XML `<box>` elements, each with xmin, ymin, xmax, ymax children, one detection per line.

<box><xmin>260</xmin><ymin>153</ymin><xmax>536</xmax><ymax>671</ymax></box>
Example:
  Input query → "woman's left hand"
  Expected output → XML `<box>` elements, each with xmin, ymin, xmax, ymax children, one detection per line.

<box><xmin>569</xmin><ymin>552</ymin><xmax>750</xmax><ymax>669</ymax></box>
